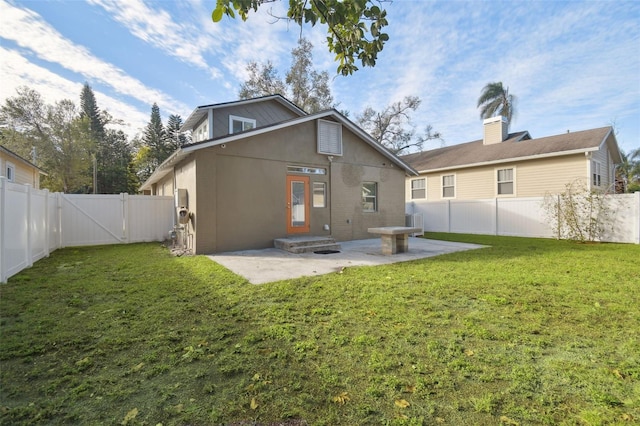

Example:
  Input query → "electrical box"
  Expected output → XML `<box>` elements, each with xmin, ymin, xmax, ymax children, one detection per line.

<box><xmin>175</xmin><ymin>188</ymin><xmax>188</xmax><ymax>209</ymax></box>
<box><xmin>178</xmin><ymin>207</ymin><xmax>190</xmax><ymax>224</ymax></box>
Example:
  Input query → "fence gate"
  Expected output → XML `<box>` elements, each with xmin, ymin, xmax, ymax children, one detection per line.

<box><xmin>1</xmin><ymin>179</ymin><xmax>174</xmax><ymax>283</ymax></box>
<box><xmin>60</xmin><ymin>194</ymin><xmax>129</xmax><ymax>247</ymax></box>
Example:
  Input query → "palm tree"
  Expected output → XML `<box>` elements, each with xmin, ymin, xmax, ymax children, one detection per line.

<box><xmin>617</xmin><ymin>147</ymin><xmax>640</xmax><ymax>192</ymax></box>
<box><xmin>477</xmin><ymin>82</ymin><xmax>517</xmax><ymax>129</ymax></box>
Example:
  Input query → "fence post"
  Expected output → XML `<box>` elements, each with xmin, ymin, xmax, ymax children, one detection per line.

<box><xmin>636</xmin><ymin>191</ymin><xmax>640</xmax><ymax>244</ymax></box>
<box><xmin>494</xmin><ymin>198</ymin><xmax>499</xmax><ymax>236</ymax></box>
<box><xmin>57</xmin><ymin>192</ymin><xmax>64</xmax><ymax>249</ymax></box>
<box><xmin>43</xmin><ymin>189</ymin><xmax>50</xmax><ymax>257</ymax></box>
<box><xmin>556</xmin><ymin>194</ymin><xmax>561</xmax><ymax>239</ymax></box>
<box><xmin>447</xmin><ymin>199</ymin><xmax>451</xmax><ymax>233</ymax></box>
<box><xmin>1</xmin><ymin>177</ymin><xmax>6</xmax><ymax>283</ymax></box>
<box><xmin>26</xmin><ymin>185</ymin><xmax>33</xmax><ymax>268</ymax></box>
<box><xmin>121</xmin><ymin>193</ymin><xmax>129</xmax><ymax>243</ymax></box>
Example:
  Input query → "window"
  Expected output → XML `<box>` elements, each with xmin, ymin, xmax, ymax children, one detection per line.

<box><xmin>313</xmin><ymin>182</ymin><xmax>326</xmax><ymax>207</ymax></box>
<box><xmin>497</xmin><ymin>168</ymin><xmax>514</xmax><ymax>195</ymax></box>
<box><xmin>442</xmin><ymin>174</ymin><xmax>455</xmax><ymax>198</ymax></box>
<box><xmin>317</xmin><ymin>120</ymin><xmax>343</xmax><ymax>155</ymax></box>
<box><xmin>411</xmin><ymin>178</ymin><xmax>426</xmax><ymax>199</ymax></box>
<box><xmin>229</xmin><ymin>115</ymin><xmax>256</xmax><ymax>134</ymax></box>
<box><xmin>287</xmin><ymin>166</ymin><xmax>326</xmax><ymax>175</ymax></box>
<box><xmin>362</xmin><ymin>182</ymin><xmax>377</xmax><ymax>212</ymax></box>
<box><xmin>5</xmin><ymin>162</ymin><xmax>15</xmax><ymax>182</ymax></box>
<box><xmin>195</xmin><ymin>122</ymin><xmax>208</xmax><ymax>142</ymax></box>
<box><xmin>591</xmin><ymin>160</ymin><xmax>602</xmax><ymax>187</ymax></box>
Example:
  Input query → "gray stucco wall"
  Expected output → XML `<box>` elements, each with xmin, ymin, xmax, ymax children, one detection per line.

<box><xmin>184</xmin><ymin>118</ymin><xmax>407</xmax><ymax>254</ymax></box>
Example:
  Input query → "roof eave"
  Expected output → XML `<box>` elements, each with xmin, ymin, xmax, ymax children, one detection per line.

<box><xmin>0</xmin><ymin>145</ymin><xmax>48</xmax><ymax>175</ymax></box>
<box><xmin>325</xmin><ymin>111</ymin><xmax>418</xmax><ymax>176</ymax></box>
<box><xmin>599</xmin><ymin>128</ymin><xmax>623</xmax><ymax>164</ymax></box>
<box><xmin>416</xmin><ymin>147</ymin><xmax>598</xmax><ymax>174</ymax></box>
<box><xmin>139</xmin><ymin>148</ymin><xmax>190</xmax><ymax>191</ymax></box>
<box><xmin>179</xmin><ymin>95</ymin><xmax>307</xmax><ymax>132</ymax></box>
<box><xmin>150</xmin><ymin>109</ymin><xmax>418</xmax><ymax>185</ymax></box>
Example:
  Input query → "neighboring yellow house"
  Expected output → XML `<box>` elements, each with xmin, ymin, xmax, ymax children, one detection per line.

<box><xmin>0</xmin><ymin>145</ymin><xmax>47</xmax><ymax>189</ymax></box>
<box><xmin>402</xmin><ymin>116</ymin><xmax>622</xmax><ymax>201</ymax></box>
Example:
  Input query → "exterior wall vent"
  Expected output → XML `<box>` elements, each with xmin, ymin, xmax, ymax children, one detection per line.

<box><xmin>317</xmin><ymin>119</ymin><xmax>343</xmax><ymax>156</ymax></box>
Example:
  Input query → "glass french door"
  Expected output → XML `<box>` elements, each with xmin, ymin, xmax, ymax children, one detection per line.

<box><xmin>286</xmin><ymin>175</ymin><xmax>310</xmax><ymax>234</ymax></box>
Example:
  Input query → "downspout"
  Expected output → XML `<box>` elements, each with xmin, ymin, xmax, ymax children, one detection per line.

<box><xmin>172</xmin><ymin>165</ymin><xmax>177</xmax><ymax>229</ymax></box>
<box><xmin>0</xmin><ymin>177</ymin><xmax>6</xmax><ymax>283</ymax></box>
<box><xmin>328</xmin><ymin>156</ymin><xmax>333</xmax><ymax>237</ymax></box>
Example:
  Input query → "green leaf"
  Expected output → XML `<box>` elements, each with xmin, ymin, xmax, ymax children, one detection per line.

<box><xmin>212</xmin><ymin>7</ymin><xmax>224</xmax><ymax>22</ymax></box>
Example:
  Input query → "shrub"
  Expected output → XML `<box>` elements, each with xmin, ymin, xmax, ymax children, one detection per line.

<box><xmin>543</xmin><ymin>180</ymin><xmax>613</xmax><ymax>243</ymax></box>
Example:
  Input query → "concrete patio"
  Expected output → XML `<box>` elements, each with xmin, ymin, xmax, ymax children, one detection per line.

<box><xmin>208</xmin><ymin>237</ymin><xmax>486</xmax><ymax>284</ymax></box>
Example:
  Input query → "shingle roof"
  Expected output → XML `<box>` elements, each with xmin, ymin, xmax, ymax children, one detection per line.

<box><xmin>180</xmin><ymin>94</ymin><xmax>306</xmax><ymax>132</ymax></box>
<box><xmin>401</xmin><ymin>126</ymin><xmax>617</xmax><ymax>172</ymax></box>
<box><xmin>140</xmin><ymin>109</ymin><xmax>417</xmax><ymax>190</ymax></box>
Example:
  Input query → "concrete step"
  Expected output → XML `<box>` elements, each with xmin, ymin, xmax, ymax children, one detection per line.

<box><xmin>288</xmin><ymin>243</ymin><xmax>342</xmax><ymax>254</ymax></box>
<box><xmin>274</xmin><ymin>236</ymin><xmax>341</xmax><ymax>254</ymax></box>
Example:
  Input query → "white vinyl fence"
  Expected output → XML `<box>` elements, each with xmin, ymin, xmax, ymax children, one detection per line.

<box><xmin>407</xmin><ymin>193</ymin><xmax>640</xmax><ymax>244</ymax></box>
<box><xmin>1</xmin><ymin>178</ymin><xmax>174</xmax><ymax>283</ymax></box>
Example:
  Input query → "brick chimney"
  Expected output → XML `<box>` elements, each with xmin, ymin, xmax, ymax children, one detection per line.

<box><xmin>483</xmin><ymin>116</ymin><xmax>508</xmax><ymax>145</ymax></box>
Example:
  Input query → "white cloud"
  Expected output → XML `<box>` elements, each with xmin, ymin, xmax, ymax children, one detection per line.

<box><xmin>0</xmin><ymin>0</ymin><xmax>188</xmax><ymax>116</ymax></box>
<box><xmin>88</xmin><ymin>0</ymin><xmax>224</xmax><ymax>80</ymax></box>
<box><xmin>0</xmin><ymin>46</ymin><xmax>149</xmax><ymax>135</ymax></box>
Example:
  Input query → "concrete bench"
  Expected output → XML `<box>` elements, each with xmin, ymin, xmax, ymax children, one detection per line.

<box><xmin>367</xmin><ymin>226</ymin><xmax>423</xmax><ymax>255</ymax></box>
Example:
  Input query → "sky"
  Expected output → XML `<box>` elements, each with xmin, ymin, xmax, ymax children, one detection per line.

<box><xmin>1</xmin><ymin>0</ymin><xmax>639</xmax><ymax>155</ymax></box>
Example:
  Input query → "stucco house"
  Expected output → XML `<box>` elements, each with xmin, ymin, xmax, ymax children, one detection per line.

<box><xmin>0</xmin><ymin>145</ymin><xmax>47</xmax><ymax>189</ymax></box>
<box><xmin>140</xmin><ymin>95</ymin><xmax>417</xmax><ymax>254</ymax></box>
<box><xmin>401</xmin><ymin>116</ymin><xmax>622</xmax><ymax>201</ymax></box>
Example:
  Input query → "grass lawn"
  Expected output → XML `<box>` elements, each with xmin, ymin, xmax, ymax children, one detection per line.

<box><xmin>1</xmin><ymin>234</ymin><xmax>639</xmax><ymax>425</ymax></box>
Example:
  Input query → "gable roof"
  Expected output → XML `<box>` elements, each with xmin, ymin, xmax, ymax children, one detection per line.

<box><xmin>180</xmin><ymin>94</ymin><xmax>307</xmax><ymax>132</ymax></box>
<box><xmin>141</xmin><ymin>109</ymin><xmax>417</xmax><ymax>191</ymax></box>
<box><xmin>401</xmin><ymin>126</ymin><xmax>621</xmax><ymax>173</ymax></box>
<box><xmin>0</xmin><ymin>145</ymin><xmax>48</xmax><ymax>175</ymax></box>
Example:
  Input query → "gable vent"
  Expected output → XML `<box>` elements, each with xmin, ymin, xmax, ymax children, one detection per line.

<box><xmin>317</xmin><ymin>119</ymin><xmax>343</xmax><ymax>156</ymax></box>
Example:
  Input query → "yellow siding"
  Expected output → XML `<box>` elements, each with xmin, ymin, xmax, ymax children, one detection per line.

<box><xmin>427</xmin><ymin>175</ymin><xmax>440</xmax><ymax>200</ymax></box>
<box><xmin>409</xmin><ymin>154</ymin><xmax>595</xmax><ymax>200</ymax></box>
<box><xmin>0</xmin><ymin>152</ymin><xmax>40</xmax><ymax>188</ymax></box>
<box><xmin>517</xmin><ymin>155</ymin><xmax>587</xmax><ymax>196</ymax></box>
<box><xmin>456</xmin><ymin>168</ymin><xmax>496</xmax><ymax>199</ymax></box>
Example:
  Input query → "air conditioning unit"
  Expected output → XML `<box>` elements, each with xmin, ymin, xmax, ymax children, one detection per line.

<box><xmin>405</xmin><ymin>213</ymin><xmax>424</xmax><ymax>236</ymax></box>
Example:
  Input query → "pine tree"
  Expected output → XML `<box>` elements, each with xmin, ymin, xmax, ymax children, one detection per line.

<box><xmin>80</xmin><ymin>83</ymin><xmax>134</xmax><ymax>193</ymax></box>
<box><xmin>80</xmin><ymin>83</ymin><xmax>105</xmax><ymax>141</ymax></box>
<box><xmin>143</xmin><ymin>103</ymin><xmax>169</xmax><ymax>168</ymax></box>
<box><xmin>166</xmin><ymin>114</ymin><xmax>190</xmax><ymax>152</ymax></box>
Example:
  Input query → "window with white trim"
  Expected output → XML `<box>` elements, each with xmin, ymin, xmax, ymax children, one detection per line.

<box><xmin>317</xmin><ymin>120</ymin><xmax>343</xmax><ymax>155</ymax></box>
<box><xmin>313</xmin><ymin>182</ymin><xmax>326</xmax><ymax>208</ymax></box>
<box><xmin>442</xmin><ymin>174</ymin><xmax>455</xmax><ymax>198</ymax></box>
<box><xmin>411</xmin><ymin>178</ymin><xmax>426</xmax><ymax>199</ymax></box>
<box><xmin>362</xmin><ymin>182</ymin><xmax>377</xmax><ymax>212</ymax></box>
<box><xmin>6</xmin><ymin>161</ymin><xmax>15</xmax><ymax>182</ymax></box>
<box><xmin>195</xmin><ymin>122</ymin><xmax>208</xmax><ymax>142</ymax></box>
<box><xmin>497</xmin><ymin>168</ymin><xmax>514</xmax><ymax>195</ymax></box>
<box><xmin>229</xmin><ymin>115</ymin><xmax>256</xmax><ymax>134</ymax></box>
<box><xmin>591</xmin><ymin>160</ymin><xmax>602</xmax><ymax>187</ymax></box>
